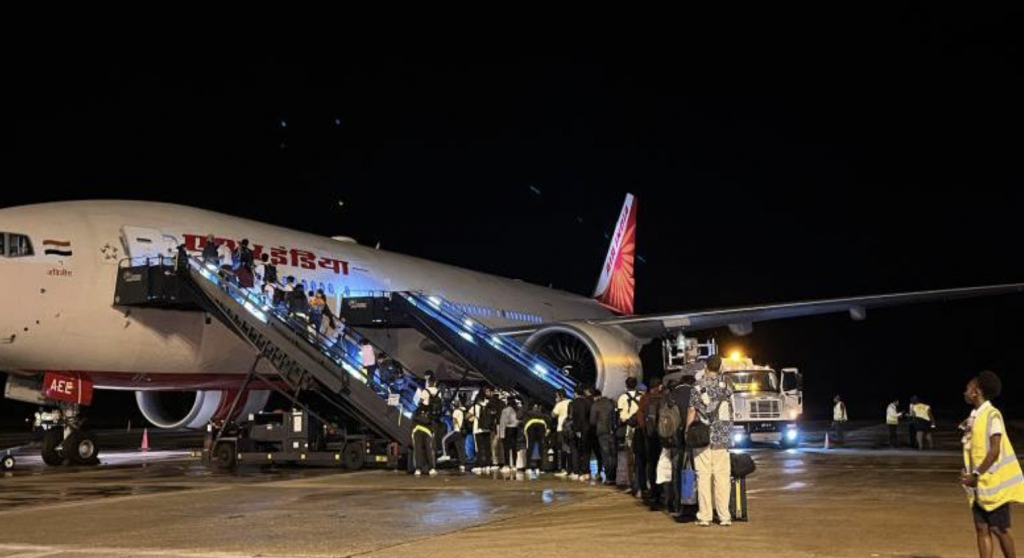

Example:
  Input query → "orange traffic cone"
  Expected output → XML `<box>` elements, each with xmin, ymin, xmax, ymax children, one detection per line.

<box><xmin>141</xmin><ymin>428</ymin><xmax>150</xmax><ymax>453</ymax></box>
<box><xmin>824</xmin><ymin>432</ymin><xmax>830</xmax><ymax>450</ymax></box>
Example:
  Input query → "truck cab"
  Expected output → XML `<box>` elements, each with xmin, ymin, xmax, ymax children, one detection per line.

<box><xmin>721</xmin><ymin>356</ymin><xmax>802</xmax><ymax>448</ymax></box>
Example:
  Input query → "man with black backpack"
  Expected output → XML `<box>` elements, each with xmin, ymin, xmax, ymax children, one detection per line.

<box><xmin>686</xmin><ymin>355</ymin><xmax>735</xmax><ymax>527</ymax></box>
<box><xmin>664</xmin><ymin>373</ymin><xmax>696</xmax><ymax>517</ymax></box>
<box><xmin>639</xmin><ymin>377</ymin><xmax>666</xmax><ymax>504</ymax></box>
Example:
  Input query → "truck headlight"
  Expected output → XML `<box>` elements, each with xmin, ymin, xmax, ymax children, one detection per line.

<box><xmin>786</xmin><ymin>428</ymin><xmax>799</xmax><ymax>442</ymax></box>
<box><xmin>733</xmin><ymin>433</ymin><xmax>746</xmax><ymax>444</ymax></box>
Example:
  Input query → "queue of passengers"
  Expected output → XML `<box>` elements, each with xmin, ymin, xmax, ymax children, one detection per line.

<box><xmin>408</xmin><ymin>355</ymin><xmax>745</xmax><ymax>527</ymax></box>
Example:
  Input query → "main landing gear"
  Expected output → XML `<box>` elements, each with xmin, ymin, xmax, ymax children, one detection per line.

<box><xmin>39</xmin><ymin>406</ymin><xmax>101</xmax><ymax>467</ymax></box>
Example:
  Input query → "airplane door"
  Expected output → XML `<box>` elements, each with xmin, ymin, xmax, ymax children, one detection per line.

<box><xmin>120</xmin><ymin>226</ymin><xmax>178</xmax><ymax>264</ymax></box>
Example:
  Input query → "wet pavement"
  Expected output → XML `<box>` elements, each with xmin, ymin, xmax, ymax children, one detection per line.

<box><xmin>0</xmin><ymin>427</ymin><xmax>1019</xmax><ymax>558</ymax></box>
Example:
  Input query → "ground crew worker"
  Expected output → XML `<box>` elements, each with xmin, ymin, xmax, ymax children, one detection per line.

<box><xmin>832</xmin><ymin>395</ymin><xmax>848</xmax><ymax>446</ymax></box>
<box><xmin>411</xmin><ymin>405</ymin><xmax>437</xmax><ymax>477</ymax></box>
<box><xmin>911</xmin><ymin>396</ymin><xmax>936</xmax><ymax>450</ymax></box>
<box><xmin>886</xmin><ymin>398</ymin><xmax>902</xmax><ymax>448</ymax></box>
<box><xmin>523</xmin><ymin>402</ymin><xmax>550</xmax><ymax>477</ymax></box>
<box><xmin>961</xmin><ymin>370</ymin><xmax>1023</xmax><ymax>558</ymax></box>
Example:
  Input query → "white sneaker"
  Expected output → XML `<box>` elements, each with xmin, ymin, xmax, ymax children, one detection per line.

<box><xmin>719</xmin><ymin>521</ymin><xmax>733</xmax><ymax>527</ymax></box>
<box><xmin>568</xmin><ymin>474</ymin><xmax>579</xmax><ymax>481</ymax></box>
<box><xmin>429</xmin><ymin>469</ymin><xmax>438</xmax><ymax>477</ymax></box>
<box><xmin>437</xmin><ymin>456</ymin><xmax>451</xmax><ymax>463</ymax></box>
<box><xmin>414</xmin><ymin>470</ymin><xmax>422</xmax><ymax>477</ymax></box>
<box><xmin>532</xmin><ymin>469</ymin><xmax>540</xmax><ymax>476</ymax></box>
<box><xmin>696</xmin><ymin>521</ymin><xmax>712</xmax><ymax>527</ymax></box>
<box><xmin>500</xmin><ymin>466</ymin><xmax>511</xmax><ymax>474</ymax></box>
<box><xmin>459</xmin><ymin>466</ymin><xmax>466</xmax><ymax>473</ymax></box>
<box><xmin>471</xmin><ymin>468</ymin><xmax>482</xmax><ymax>474</ymax></box>
<box><xmin>579</xmin><ymin>474</ymin><xmax>590</xmax><ymax>482</ymax></box>
<box><xmin>554</xmin><ymin>470</ymin><xmax>568</xmax><ymax>478</ymax></box>
<box><xmin>515</xmin><ymin>472</ymin><xmax>525</xmax><ymax>481</ymax></box>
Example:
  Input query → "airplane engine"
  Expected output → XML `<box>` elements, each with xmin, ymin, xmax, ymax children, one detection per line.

<box><xmin>523</xmin><ymin>322</ymin><xmax>642</xmax><ymax>394</ymax></box>
<box><xmin>134</xmin><ymin>389</ymin><xmax>271</xmax><ymax>430</ymax></box>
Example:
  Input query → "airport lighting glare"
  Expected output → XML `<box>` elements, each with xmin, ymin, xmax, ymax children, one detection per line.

<box><xmin>733</xmin><ymin>433</ymin><xmax>745</xmax><ymax>444</ymax></box>
<box><xmin>730</xmin><ymin>350</ymin><xmax>743</xmax><ymax>360</ymax></box>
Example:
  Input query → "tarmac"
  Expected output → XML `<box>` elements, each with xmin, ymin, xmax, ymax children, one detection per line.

<box><xmin>0</xmin><ymin>423</ymin><xmax>1019</xmax><ymax>558</ymax></box>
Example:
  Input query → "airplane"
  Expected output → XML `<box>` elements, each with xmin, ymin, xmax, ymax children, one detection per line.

<box><xmin>1</xmin><ymin>195</ymin><xmax>1021</xmax><ymax>466</ymax></box>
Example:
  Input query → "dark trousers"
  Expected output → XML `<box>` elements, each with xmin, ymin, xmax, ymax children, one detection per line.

<box><xmin>503</xmin><ymin>428</ymin><xmax>519</xmax><ymax>469</ymax></box>
<box><xmin>597</xmin><ymin>433</ymin><xmax>617</xmax><ymax>482</ymax></box>
<box><xmin>474</xmin><ymin>433</ymin><xmax>492</xmax><ymax>467</ymax></box>
<box><xmin>444</xmin><ymin>432</ymin><xmax>467</xmax><ymax>465</ymax></box>
<box><xmin>413</xmin><ymin>429</ymin><xmax>435</xmax><ymax>472</ymax></box>
<box><xmin>525</xmin><ymin>426</ymin><xmax>547</xmax><ymax>470</ymax></box>
<box><xmin>832</xmin><ymin>421</ymin><xmax>846</xmax><ymax>445</ymax></box>
<box><xmin>590</xmin><ymin>431</ymin><xmax>602</xmax><ymax>475</ymax></box>
<box><xmin>633</xmin><ymin>430</ymin><xmax>648</xmax><ymax>493</ymax></box>
<box><xmin>645</xmin><ymin>435</ymin><xmax>663</xmax><ymax>500</ymax></box>
<box><xmin>908</xmin><ymin>422</ymin><xmax>918</xmax><ymax>449</ymax></box>
<box><xmin>888</xmin><ymin>424</ymin><xmax>899</xmax><ymax>448</ymax></box>
<box><xmin>555</xmin><ymin>432</ymin><xmax>571</xmax><ymax>472</ymax></box>
<box><xmin>576</xmin><ymin>433</ymin><xmax>593</xmax><ymax>476</ymax></box>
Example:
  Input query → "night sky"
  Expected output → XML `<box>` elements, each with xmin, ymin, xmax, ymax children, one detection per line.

<box><xmin>3</xmin><ymin>8</ymin><xmax>1023</xmax><ymax>425</ymax></box>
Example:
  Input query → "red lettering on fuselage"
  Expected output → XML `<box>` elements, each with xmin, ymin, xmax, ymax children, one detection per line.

<box><xmin>182</xmin><ymin>233</ymin><xmax>352</xmax><ymax>276</ymax></box>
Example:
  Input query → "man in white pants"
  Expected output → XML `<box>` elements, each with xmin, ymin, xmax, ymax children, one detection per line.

<box><xmin>686</xmin><ymin>355</ymin><xmax>735</xmax><ymax>527</ymax></box>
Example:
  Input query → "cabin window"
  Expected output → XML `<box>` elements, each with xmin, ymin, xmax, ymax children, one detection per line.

<box><xmin>0</xmin><ymin>233</ymin><xmax>34</xmax><ymax>258</ymax></box>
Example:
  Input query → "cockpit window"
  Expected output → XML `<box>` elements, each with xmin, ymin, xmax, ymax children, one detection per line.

<box><xmin>0</xmin><ymin>233</ymin><xmax>34</xmax><ymax>257</ymax></box>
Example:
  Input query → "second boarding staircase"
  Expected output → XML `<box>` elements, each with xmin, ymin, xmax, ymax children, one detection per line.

<box><xmin>341</xmin><ymin>292</ymin><xmax>577</xmax><ymax>405</ymax></box>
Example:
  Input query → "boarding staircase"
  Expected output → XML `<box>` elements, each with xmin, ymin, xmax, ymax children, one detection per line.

<box><xmin>340</xmin><ymin>292</ymin><xmax>577</xmax><ymax>405</ymax></box>
<box><xmin>113</xmin><ymin>258</ymin><xmax>419</xmax><ymax>448</ymax></box>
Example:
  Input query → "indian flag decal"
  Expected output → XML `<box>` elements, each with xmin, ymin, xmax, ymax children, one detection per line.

<box><xmin>43</xmin><ymin>239</ymin><xmax>73</xmax><ymax>257</ymax></box>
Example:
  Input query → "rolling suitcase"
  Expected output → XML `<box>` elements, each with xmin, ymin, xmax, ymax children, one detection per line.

<box><xmin>728</xmin><ymin>476</ymin><xmax>749</xmax><ymax>522</ymax></box>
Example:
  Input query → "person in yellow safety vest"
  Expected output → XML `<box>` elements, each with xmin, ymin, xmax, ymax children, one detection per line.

<box><xmin>886</xmin><ymin>398</ymin><xmax>903</xmax><ymax>448</ymax></box>
<box><xmin>523</xmin><ymin>401</ymin><xmax>551</xmax><ymax>478</ymax></box>
<box><xmin>911</xmin><ymin>397</ymin><xmax>936</xmax><ymax>450</ymax></box>
<box><xmin>961</xmin><ymin>370</ymin><xmax>1023</xmax><ymax>558</ymax></box>
<box><xmin>832</xmin><ymin>396</ymin><xmax>848</xmax><ymax>446</ymax></box>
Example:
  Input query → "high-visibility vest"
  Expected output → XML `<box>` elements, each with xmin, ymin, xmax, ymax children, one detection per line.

<box><xmin>524</xmin><ymin>418</ymin><xmax>549</xmax><ymax>436</ymax></box>
<box><xmin>912</xmin><ymin>403</ymin><xmax>931</xmax><ymax>422</ymax></box>
<box><xmin>963</xmin><ymin>403</ymin><xmax>1024</xmax><ymax>511</ymax></box>
<box><xmin>886</xmin><ymin>404</ymin><xmax>900</xmax><ymax>426</ymax></box>
<box><xmin>413</xmin><ymin>424</ymin><xmax>434</xmax><ymax>439</ymax></box>
<box><xmin>833</xmin><ymin>403</ymin><xmax>847</xmax><ymax>422</ymax></box>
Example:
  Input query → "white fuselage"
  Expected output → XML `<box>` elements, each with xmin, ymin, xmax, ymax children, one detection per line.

<box><xmin>0</xmin><ymin>201</ymin><xmax>613</xmax><ymax>390</ymax></box>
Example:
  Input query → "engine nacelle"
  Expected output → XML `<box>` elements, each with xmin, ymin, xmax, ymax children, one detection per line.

<box><xmin>135</xmin><ymin>389</ymin><xmax>270</xmax><ymax>430</ymax></box>
<box><xmin>524</xmin><ymin>322</ymin><xmax>642</xmax><ymax>395</ymax></box>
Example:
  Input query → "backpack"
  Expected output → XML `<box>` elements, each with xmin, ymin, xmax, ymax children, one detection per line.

<box><xmin>476</xmin><ymin>403</ymin><xmax>495</xmax><ymax>431</ymax></box>
<box><xmin>562</xmin><ymin>401</ymin><xmax>577</xmax><ymax>439</ymax></box>
<box><xmin>685</xmin><ymin>400</ymin><xmax>725</xmax><ymax>449</ymax></box>
<box><xmin>624</xmin><ymin>392</ymin><xmax>641</xmax><ymax>428</ymax></box>
<box><xmin>657</xmin><ymin>397</ymin><xmax>682</xmax><ymax>447</ymax></box>
<box><xmin>644</xmin><ymin>394</ymin><xmax>662</xmax><ymax>435</ymax></box>
<box><xmin>426</xmin><ymin>392</ymin><xmax>443</xmax><ymax>420</ymax></box>
<box><xmin>730</xmin><ymin>452</ymin><xmax>756</xmax><ymax>477</ymax></box>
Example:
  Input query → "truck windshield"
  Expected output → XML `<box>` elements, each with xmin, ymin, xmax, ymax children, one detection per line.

<box><xmin>727</xmin><ymin>370</ymin><xmax>778</xmax><ymax>393</ymax></box>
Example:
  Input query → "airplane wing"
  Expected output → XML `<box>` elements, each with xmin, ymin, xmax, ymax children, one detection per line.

<box><xmin>592</xmin><ymin>283</ymin><xmax>1024</xmax><ymax>339</ymax></box>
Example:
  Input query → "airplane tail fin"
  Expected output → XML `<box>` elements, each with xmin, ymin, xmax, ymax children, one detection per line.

<box><xmin>593</xmin><ymin>193</ymin><xmax>637</xmax><ymax>315</ymax></box>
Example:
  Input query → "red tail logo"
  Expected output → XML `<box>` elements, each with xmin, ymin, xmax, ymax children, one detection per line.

<box><xmin>594</xmin><ymin>194</ymin><xmax>637</xmax><ymax>315</ymax></box>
